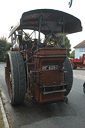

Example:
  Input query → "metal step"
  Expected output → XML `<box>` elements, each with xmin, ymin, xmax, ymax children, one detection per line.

<box><xmin>40</xmin><ymin>83</ymin><xmax>67</xmax><ymax>95</ymax></box>
<box><xmin>42</xmin><ymin>89</ymin><xmax>66</xmax><ymax>95</ymax></box>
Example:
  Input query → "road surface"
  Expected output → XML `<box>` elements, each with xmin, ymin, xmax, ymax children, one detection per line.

<box><xmin>0</xmin><ymin>63</ymin><xmax>85</xmax><ymax>128</ymax></box>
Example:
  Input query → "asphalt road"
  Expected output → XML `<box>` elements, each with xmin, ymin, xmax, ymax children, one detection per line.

<box><xmin>0</xmin><ymin>63</ymin><xmax>85</xmax><ymax>128</ymax></box>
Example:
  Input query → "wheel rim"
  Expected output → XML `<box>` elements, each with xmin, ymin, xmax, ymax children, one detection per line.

<box><xmin>7</xmin><ymin>57</ymin><xmax>13</xmax><ymax>102</ymax></box>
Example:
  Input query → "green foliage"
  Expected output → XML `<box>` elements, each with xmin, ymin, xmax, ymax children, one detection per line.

<box><xmin>0</xmin><ymin>90</ymin><xmax>4</xmax><ymax>128</ymax></box>
<box><xmin>58</xmin><ymin>36</ymin><xmax>71</xmax><ymax>57</ymax></box>
<box><xmin>44</xmin><ymin>35</ymin><xmax>71</xmax><ymax>57</ymax></box>
<box><xmin>70</xmin><ymin>50</ymin><xmax>75</xmax><ymax>58</ymax></box>
<box><xmin>0</xmin><ymin>37</ymin><xmax>11</xmax><ymax>62</ymax></box>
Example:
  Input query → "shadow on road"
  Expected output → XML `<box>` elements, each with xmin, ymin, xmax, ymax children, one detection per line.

<box><xmin>4</xmin><ymin>95</ymin><xmax>77</xmax><ymax>128</ymax></box>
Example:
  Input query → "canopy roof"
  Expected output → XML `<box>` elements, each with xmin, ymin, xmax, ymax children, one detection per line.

<box><xmin>9</xmin><ymin>9</ymin><xmax>82</xmax><ymax>37</ymax></box>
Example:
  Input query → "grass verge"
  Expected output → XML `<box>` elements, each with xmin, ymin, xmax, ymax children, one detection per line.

<box><xmin>0</xmin><ymin>106</ymin><xmax>4</xmax><ymax>128</ymax></box>
<box><xmin>0</xmin><ymin>90</ymin><xmax>4</xmax><ymax>128</ymax></box>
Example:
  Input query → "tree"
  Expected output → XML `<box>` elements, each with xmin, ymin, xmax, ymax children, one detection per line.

<box><xmin>58</xmin><ymin>35</ymin><xmax>71</xmax><ymax>57</ymax></box>
<box><xmin>44</xmin><ymin>35</ymin><xmax>71</xmax><ymax>57</ymax></box>
<box><xmin>0</xmin><ymin>37</ymin><xmax>11</xmax><ymax>62</ymax></box>
<box><xmin>70</xmin><ymin>50</ymin><xmax>75</xmax><ymax>58</ymax></box>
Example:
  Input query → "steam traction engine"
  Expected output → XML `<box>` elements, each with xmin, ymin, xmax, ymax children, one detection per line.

<box><xmin>5</xmin><ymin>9</ymin><xmax>82</xmax><ymax>105</ymax></box>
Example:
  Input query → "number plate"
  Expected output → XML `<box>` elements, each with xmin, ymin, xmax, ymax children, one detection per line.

<box><xmin>42</xmin><ymin>65</ymin><xmax>58</xmax><ymax>70</ymax></box>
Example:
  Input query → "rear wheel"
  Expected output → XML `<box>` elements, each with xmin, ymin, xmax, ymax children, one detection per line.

<box><xmin>6</xmin><ymin>51</ymin><xmax>26</xmax><ymax>105</ymax></box>
<box><xmin>63</xmin><ymin>57</ymin><xmax>73</xmax><ymax>96</ymax></box>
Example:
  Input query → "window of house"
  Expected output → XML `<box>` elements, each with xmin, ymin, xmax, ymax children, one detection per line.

<box><xmin>79</xmin><ymin>48</ymin><xmax>85</xmax><ymax>52</ymax></box>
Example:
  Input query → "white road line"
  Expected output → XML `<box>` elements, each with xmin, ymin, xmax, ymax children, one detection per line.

<box><xmin>77</xmin><ymin>75</ymin><xmax>82</xmax><ymax>77</ymax></box>
<box><xmin>73</xmin><ymin>74</ymin><xmax>85</xmax><ymax>80</ymax></box>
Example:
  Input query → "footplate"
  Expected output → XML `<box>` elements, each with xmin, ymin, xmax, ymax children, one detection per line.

<box><xmin>40</xmin><ymin>83</ymin><xmax>67</xmax><ymax>95</ymax></box>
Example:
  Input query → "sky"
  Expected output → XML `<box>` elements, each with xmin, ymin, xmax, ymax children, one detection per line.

<box><xmin>0</xmin><ymin>0</ymin><xmax>85</xmax><ymax>50</ymax></box>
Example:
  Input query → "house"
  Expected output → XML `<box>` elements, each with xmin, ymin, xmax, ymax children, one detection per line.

<box><xmin>74</xmin><ymin>40</ymin><xmax>85</xmax><ymax>59</ymax></box>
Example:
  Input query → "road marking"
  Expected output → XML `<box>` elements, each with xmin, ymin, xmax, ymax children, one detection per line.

<box><xmin>77</xmin><ymin>75</ymin><xmax>82</xmax><ymax>77</ymax></box>
<box><xmin>74</xmin><ymin>74</ymin><xmax>85</xmax><ymax>80</ymax></box>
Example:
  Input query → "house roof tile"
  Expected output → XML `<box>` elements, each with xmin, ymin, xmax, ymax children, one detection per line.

<box><xmin>74</xmin><ymin>40</ymin><xmax>85</xmax><ymax>48</ymax></box>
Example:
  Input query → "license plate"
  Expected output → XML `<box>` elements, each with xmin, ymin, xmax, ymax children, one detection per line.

<box><xmin>42</xmin><ymin>65</ymin><xmax>58</xmax><ymax>70</ymax></box>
